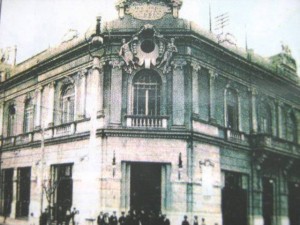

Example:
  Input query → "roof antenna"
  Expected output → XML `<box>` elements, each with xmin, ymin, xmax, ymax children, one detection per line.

<box><xmin>209</xmin><ymin>2</ymin><xmax>212</xmax><ymax>33</ymax></box>
<box><xmin>245</xmin><ymin>24</ymin><xmax>248</xmax><ymax>51</ymax></box>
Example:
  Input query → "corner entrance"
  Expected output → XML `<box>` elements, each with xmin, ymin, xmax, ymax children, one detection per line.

<box><xmin>130</xmin><ymin>163</ymin><xmax>161</xmax><ymax>212</ymax></box>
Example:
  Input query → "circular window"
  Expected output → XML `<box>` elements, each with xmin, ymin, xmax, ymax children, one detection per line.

<box><xmin>141</xmin><ymin>40</ymin><xmax>155</xmax><ymax>53</ymax></box>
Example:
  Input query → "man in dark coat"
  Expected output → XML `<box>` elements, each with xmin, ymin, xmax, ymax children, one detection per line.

<box><xmin>39</xmin><ymin>208</ymin><xmax>48</xmax><ymax>225</ymax></box>
<box><xmin>110</xmin><ymin>211</ymin><xmax>118</xmax><ymax>225</ymax></box>
<box><xmin>182</xmin><ymin>215</ymin><xmax>190</xmax><ymax>225</ymax></box>
<box><xmin>119</xmin><ymin>211</ymin><xmax>126</xmax><ymax>225</ymax></box>
<box><xmin>162</xmin><ymin>214</ymin><xmax>170</xmax><ymax>225</ymax></box>
<box><xmin>97</xmin><ymin>211</ymin><xmax>104</xmax><ymax>225</ymax></box>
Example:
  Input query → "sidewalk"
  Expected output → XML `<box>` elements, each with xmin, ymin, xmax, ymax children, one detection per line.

<box><xmin>0</xmin><ymin>216</ymin><xmax>32</xmax><ymax>225</ymax></box>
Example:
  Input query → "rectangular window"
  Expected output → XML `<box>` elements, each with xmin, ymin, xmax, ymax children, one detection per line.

<box><xmin>227</xmin><ymin>105</ymin><xmax>238</xmax><ymax>130</ymax></box>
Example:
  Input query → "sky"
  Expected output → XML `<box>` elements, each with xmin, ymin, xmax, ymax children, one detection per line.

<box><xmin>0</xmin><ymin>0</ymin><xmax>299</xmax><ymax>74</ymax></box>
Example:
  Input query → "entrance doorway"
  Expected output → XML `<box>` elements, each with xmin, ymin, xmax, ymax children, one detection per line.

<box><xmin>288</xmin><ymin>182</ymin><xmax>300</xmax><ymax>225</ymax></box>
<box><xmin>262</xmin><ymin>178</ymin><xmax>274</xmax><ymax>225</ymax></box>
<box><xmin>51</xmin><ymin>164</ymin><xmax>73</xmax><ymax>221</ymax></box>
<box><xmin>130</xmin><ymin>163</ymin><xmax>161</xmax><ymax>212</ymax></box>
<box><xmin>1</xmin><ymin>169</ymin><xmax>13</xmax><ymax>217</ymax></box>
<box><xmin>222</xmin><ymin>171</ymin><xmax>248</xmax><ymax>225</ymax></box>
<box><xmin>16</xmin><ymin>167</ymin><xmax>31</xmax><ymax>218</ymax></box>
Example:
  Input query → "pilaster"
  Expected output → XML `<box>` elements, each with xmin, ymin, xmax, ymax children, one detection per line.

<box><xmin>11</xmin><ymin>168</ymin><xmax>17</xmax><ymax>219</ymax></box>
<box><xmin>47</xmin><ymin>82</ymin><xmax>55</xmax><ymax>127</ymax></box>
<box><xmin>208</xmin><ymin>69</ymin><xmax>217</xmax><ymax>124</ymax></box>
<box><xmin>0</xmin><ymin>101</ymin><xmax>4</xmax><ymax>137</ymax></box>
<box><xmin>92</xmin><ymin>57</ymin><xmax>105</xmax><ymax>117</ymax></box>
<box><xmin>276</xmin><ymin>101</ymin><xmax>283</xmax><ymax>138</ymax></box>
<box><xmin>250</xmin><ymin>87</ymin><xmax>258</xmax><ymax>134</ymax></box>
<box><xmin>76</xmin><ymin>69</ymin><xmax>88</xmax><ymax>120</ymax></box>
<box><xmin>191</xmin><ymin>62</ymin><xmax>201</xmax><ymax>115</ymax></box>
<box><xmin>109</xmin><ymin>59</ymin><xmax>124</xmax><ymax>125</ymax></box>
<box><xmin>34</xmin><ymin>86</ymin><xmax>43</xmax><ymax>130</ymax></box>
<box><xmin>172</xmin><ymin>59</ymin><xmax>187</xmax><ymax>126</ymax></box>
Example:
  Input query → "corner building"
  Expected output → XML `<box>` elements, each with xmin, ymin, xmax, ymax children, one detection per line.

<box><xmin>0</xmin><ymin>1</ymin><xmax>300</xmax><ymax>225</ymax></box>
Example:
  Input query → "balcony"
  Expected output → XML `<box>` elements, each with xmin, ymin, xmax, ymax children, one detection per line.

<box><xmin>15</xmin><ymin>133</ymin><xmax>33</xmax><ymax>145</ymax></box>
<box><xmin>219</xmin><ymin>127</ymin><xmax>249</xmax><ymax>145</ymax></box>
<box><xmin>125</xmin><ymin>115</ymin><xmax>168</xmax><ymax>129</ymax></box>
<box><xmin>53</xmin><ymin>122</ymin><xmax>76</xmax><ymax>137</ymax></box>
<box><xmin>250</xmin><ymin>134</ymin><xmax>300</xmax><ymax>157</ymax></box>
<box><xmin>1</xmin><ymin>119</ymin><xmax>90</xmax><ymax>148</ymax></box>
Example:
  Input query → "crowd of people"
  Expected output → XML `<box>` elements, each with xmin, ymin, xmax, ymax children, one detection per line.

<box><xmin>39</xmin><ymin>207</ymin><xmax>207</xmax><ymax>225</ymax></box>
<box><xmin>39</xmin><ymin>207</ymin><xmax>80</xmax><ymax>225</ymax></box>
<box><xmin>96</xmin><ymin>210</ymin><xmax>207</xmax><ymax>225</ymax></box>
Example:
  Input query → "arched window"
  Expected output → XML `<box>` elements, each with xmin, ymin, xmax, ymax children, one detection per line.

<box><xmin>133</xmin><ymin>70</ymin><xmax>161</xmax><ymax>116</ymax></box>
<box><xmin>7</xmin><ymin>104</ymin><xmax>16</xmax><ymax>136</ymax></box>
<box><xmin>287</xmin><ymin>112</ymin><xmax>297</xmax><ymax>143</ymax></box>
<box><xmin>226</xmin><ymin>89</ymin><xmax>239</xmax><ymax>130</ymax></box>
<box><xmin>61</xmin><ymin>85</ymin><xmax>75</xmax><ymax>123</ymax></box>
<box><xmin>24</xmin><ymin>98</ymin><xmax>34</xmax><ymax>133</ymax></box>
<box><xmin>259</xmin><ymin>101</ymin><xmax>272</xmax><ymax>134</ymax></box>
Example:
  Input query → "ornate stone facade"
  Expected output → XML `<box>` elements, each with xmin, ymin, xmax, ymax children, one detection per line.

<box><xmin>0</xmin><ymin>1</ymin><xmax>299</xmax><ymax>225</ymax></box>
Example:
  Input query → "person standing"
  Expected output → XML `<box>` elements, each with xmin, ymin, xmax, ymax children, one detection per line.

<box><xmin>162</xmin><ymin>214</ymin><xmax>170</xmax><ymax>225</ymax></box>
<box><xmin>182</xmin><ymin>215</ymin><xmax>190</xmax><ymax>225</ymax></box>
<box><xmin>39</xmin><ymin>208</ymin><xmax>48</xmax><ymax>225</ymax></box>
<box><xmin>193</xmin><ymin>216</ymin><xmax>199</xmax><ymax>225</ymax></box>
<box><xmin>110</xmin><ymin>211</ymin><xmax>118</xmax><ymax>225</ymax></box>
<box><xmin>73</xmin><ymin>210</ymin><xmax>80</xmax><ymax>225</ymax></box>
<box><xmin>56</xmin><ymin>206</ymin><xmax>63</xmax><ymax>225</ymax></box>
<box><xmin>71</xmin><ymin>207</ymin><xmax>77</xmax><ymax>225</ymax></box>
<box><xmin>65</xmin><ymin>208</ymin><xmax>71</xmax><ymax>225</ymax></box>
<box><xmin>201</xmin><ymin>218</ymin><xmax>206</xmax><ymax>225</ymax></box>
<box><xmin>97</xmin><ymin>211</ymin><xmax>104</xmax><ymax>225</ymax></box>
<box><xmin>119</xmin><ymin>211</ymin><xmax>126</xmax><ymax>225</ymax></box>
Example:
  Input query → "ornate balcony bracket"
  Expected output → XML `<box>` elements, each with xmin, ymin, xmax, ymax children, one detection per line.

<box><xmin>252</xmin><ymin>151</ymin><xmax>268</xmax><ymax>171</ymax></box>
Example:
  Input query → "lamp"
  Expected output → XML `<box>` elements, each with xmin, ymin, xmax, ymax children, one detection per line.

<box><xmin>112</xmin><ymin>151</ymin><xmax>116</xmax><ymax>177</ymax></box>
<box><xmin>178</xmin><ymin>153</ymin><xmax>183</xmax><ymax>180</ymax></box>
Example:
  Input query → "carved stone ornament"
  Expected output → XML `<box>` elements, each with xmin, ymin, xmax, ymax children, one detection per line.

<box><xmin>119</xmin><ymin>24</ymin><xmax>178</xmax><ymax>74</ymax></box>
<box><xmin>191</xmin><ymin>62</ymin><xmax>201</xmax><ymax>72</ymax></box>
<box><xmin>171</xmin><ymin>59</ymin><xmax>187</xmax><ymax>70</ymax></box>
<box><xmin>126</xmin><ymin>2</ymin><xmax>171</xmax><ymax>21</ymax></box>
<box><xmin>109</xmin><ymin>59</ymin><xmax>125</xmax><ymax>70</ymax></box>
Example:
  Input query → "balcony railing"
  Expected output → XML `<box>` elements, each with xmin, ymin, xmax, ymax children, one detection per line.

<box><xmin>219</xmin><ymin>127</ymin><xmax>248</xmax><ymax>144</ymax></box>
<box><xmin>53</xmin><ymin>123</ymin><xmax>76</xmax><ymax>137</ymax></box>
<box><xmin>126</xmin><ymin>115</ymin><xmax>168</xmax><ymax>128</ymax></box>
<box><xmin>1</xmin><ymin>120</ymin><xmax>90</xmax><ymax>148</ymax></box>
<box><xmin>15</xmin><ymin>133</ymin><xmax>33</xmax><ymax>145</ymax></box>
<box><xmin>250</xmin><ymin>134</ymin><xmax>300</xmax><ymax>156</ymax></box>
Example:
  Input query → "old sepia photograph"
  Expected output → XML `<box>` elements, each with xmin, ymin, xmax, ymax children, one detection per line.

<box><xmin>0</xmin><ymin>0</ymin><xmax>299</xmax><ymax>225</ymax></box>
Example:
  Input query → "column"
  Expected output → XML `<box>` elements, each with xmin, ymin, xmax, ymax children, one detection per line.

<box><xmin>250</xmin><ymin>87</ymin><xmax>258</xmax><ymax>134</ymax></box>
<box><xmin>208</xmin><ymin>69</ymin><xmax>217</xmax><ymax>123</ymax></box>
<box><xmin>172</xmin><ymin>59</ymin><xmax>187</xmax><ymax>126</ymax></box>
<box><xmin>34</xmin><ymin>86</ymin><xmax>43</xmax><ymax>130</ymax></box>
<box><xmin>0</xmin><ymin>101</ymin><xmax>4</xmax><ymax>137</ymax></box>
<box><xmin>47</xmin><ymin>82</ymin><xmax>55</xmax><ymax>127</ymax></box>
<box><xmin>109</xmin><ymin>59</ymin><xmax>124</xmax><ymax>125</ymax></box>
<box><xmin>191</xmin><ymin>62</ymin><xmax>201</xmax><ymax>115</ymax></box>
